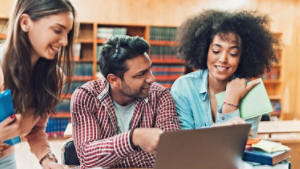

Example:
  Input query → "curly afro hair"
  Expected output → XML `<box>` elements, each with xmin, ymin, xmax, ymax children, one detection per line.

<box><xmin>176</xmin><ymin>10</ymin><xmax>281</xmax><ymax>77</ymax></box>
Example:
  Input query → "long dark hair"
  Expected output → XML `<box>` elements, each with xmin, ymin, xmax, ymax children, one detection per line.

<box><xmin>3</xmin><ymin>0</ymin><xmax>76</xmax><ymax>119</ymax></box>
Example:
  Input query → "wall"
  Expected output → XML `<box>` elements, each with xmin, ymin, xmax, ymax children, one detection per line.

<box><xmin>0</xmin><ymin>0</ymin><xmax>299</xmax><ymax>119</ymax></box>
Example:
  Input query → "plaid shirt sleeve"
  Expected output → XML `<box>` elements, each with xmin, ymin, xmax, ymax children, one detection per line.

<box><xmin>71</xmin><ymin>88</ymin><xmax>135</xmax><ymax>168</ymax></box>
<box><xmin>155</xmin><ymin>90</ymin><xmax>181</xmax><ymax>131</ymax></box>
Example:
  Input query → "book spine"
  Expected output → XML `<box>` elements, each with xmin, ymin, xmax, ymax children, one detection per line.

<box><xmin>242</xmin><ymin>151</ymin><xmax>273</xmax><ymax>166</ymax></box>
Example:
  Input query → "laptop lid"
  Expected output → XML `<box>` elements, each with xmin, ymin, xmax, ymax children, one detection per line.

<box><xmin>154</xmin><ymin>124</ymin><xmax>251</xmax><ymax>169</ymax></box>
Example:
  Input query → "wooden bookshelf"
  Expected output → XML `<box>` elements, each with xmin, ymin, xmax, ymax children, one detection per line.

<box><xmin>97</xmin><ymin>39</ymin><xmax>106</xmax><ymax>44</ymax></box>
<box><xmin>0</xmin><ymin>17</ymin><xmax>286</xmax><ymax>137</ymax></box>
<box><xmin>61</xmin><ymin>94</ymin><xmax>72</xmax><ymax>99</ymax></box>
<box><xmin>151</xmin><ymin>60</ymin><xmax>185</xmax><ymax>64</ymax></box>
<box><xmin>76</xmin><ymin>39</ymin><xmax>93</xmax><ymax>43</ymax></box>
<box><xmin>263</xmin><ymin>79</ymin><xmax>281</xmax><ymax>84</ymax></box>
<box><xmin>269</xmin><ymin>95</ymin><xmax>282</xmax><ymax>100</ymax></box>
<box><xmin>50</xmin><ymin>113</ymin><xmax>71</xmax><ymax>118</ymax></box>
<box><xmin>66</xmin><ymin>76</ymin><xmax>94</xmax><ymax>81</ymax></box>
<box><xmin>272</xmin><ymin>63</ymin><xmax>282</xmax><ymax>67</ymax></box>
<box><xmin>264</xmin><ymin>33</ymin><xmax>284</xmax><ymax>119</ymax></box>
<box><xmin>0</xmin><ymin>34</ymin><xmax>6</xmax><ymax>39</ymax></box>
<box><xmin>76</xmin><ymin>58</ymin><xmax>94</xmax><ymax>62</ymax></box>
<box><xmin>149</xmin><ymin>40</ymin><xmax>179</xmax><ymax>46</ymax></box>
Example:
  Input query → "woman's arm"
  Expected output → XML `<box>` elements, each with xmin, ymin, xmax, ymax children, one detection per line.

<box><xmin>25</xmin><ymin>116</ymin><xmax>51</xmax><ymax>160</ymax></box>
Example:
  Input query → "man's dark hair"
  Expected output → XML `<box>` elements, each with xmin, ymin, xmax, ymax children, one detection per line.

<box><xmin>176</xmin><ymin>10</ymin><xmax>281</xmax><ymax>77</ymax></box>
<box><xmin>99</xmin><ymin>35</ymin><xmax>150</xmax><ymax>79</ymax></box>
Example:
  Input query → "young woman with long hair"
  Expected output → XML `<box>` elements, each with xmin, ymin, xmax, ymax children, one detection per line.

<box><xmin>0</xmin><ymin>0</ymin><xmax>76</xmax><ymax>168</ymax></box>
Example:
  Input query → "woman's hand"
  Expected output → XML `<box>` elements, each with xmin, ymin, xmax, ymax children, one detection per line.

<box><xmin>223</xmin><ymin>78</ymin><xmax>260</xmax><ymax>113</ymax></box>
<box><xmin>42</xmin><ymin>159</ymin><xmax>70</xmax><ymax>169</ymax></box>
<box><xmin>0</xmin><ymin>114</ymin><xmax>21</xmax><ymax>141</ymax></box>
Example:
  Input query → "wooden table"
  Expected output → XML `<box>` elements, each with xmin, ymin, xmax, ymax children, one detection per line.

<box><xmin>258</xmin><ymin>121</ymin><xmax>300</xmax><ymax>136</ymax></box>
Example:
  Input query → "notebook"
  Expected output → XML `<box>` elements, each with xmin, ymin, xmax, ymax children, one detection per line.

<box><xmin>154</xmin><ymin>124</ymin><xmax>251</xmax><ymax>169</ymax></box>
<box><xmin>252</xmin><ymin>140</ymin><xmax>290</xmax><ymax>153</ymax></box>
<box><xmin>215</xmin><ymin>78</ymin><xmax>273</xmax><ymax>120</ymax></box>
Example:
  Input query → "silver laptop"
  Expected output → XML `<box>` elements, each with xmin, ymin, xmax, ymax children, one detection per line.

<box><xmin>154</xmin><ymin>124</ymin><xmax>251</xmax><ymax>169</ymax></box>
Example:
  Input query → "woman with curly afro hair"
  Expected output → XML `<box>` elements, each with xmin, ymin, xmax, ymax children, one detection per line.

<box><xmin>171</xmin><ymin>9</ymin><xmax>280</xmax><ymax>137</ymax></box>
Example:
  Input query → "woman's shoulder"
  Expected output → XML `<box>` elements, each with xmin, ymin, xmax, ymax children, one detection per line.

<box><xmin>171</xmin><ymin>69</ymin><xmax>208</xmax><ymax>95</ymax></box>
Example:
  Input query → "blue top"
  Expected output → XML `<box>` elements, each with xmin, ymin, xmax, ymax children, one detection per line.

<box><xmin>171</xmin><ymin>69</ymin><xmax>261</xmax><ymax>137</ymax></box>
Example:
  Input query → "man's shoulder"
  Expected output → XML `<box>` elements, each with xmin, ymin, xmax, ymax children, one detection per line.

<box><xmin>148</xmin><ymin>82</ymin><xmax>171</xmax><ymax>100</ymax></box>
<box><xmin>149</xmin><ymin>82</ymin><xmax>168</xmax><ymax>93</ymax></box>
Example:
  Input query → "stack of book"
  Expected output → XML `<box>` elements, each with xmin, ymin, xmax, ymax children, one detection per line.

<box><xmin>151</xmin><ymin>65</ymin><xmax>186</xmax><ymax>90</ymax></box>
<box><xmin>62</xmin><ymin>81</ymin><xmax>86</xmax><ymax>95</ymax></box>
<box><xmin>97</xmin><ymin>27</ymin><xmax>127</xmax><ymax>39</ymax></box>
<box><xmin>46</xmin><ymin>118</ymin><xmax>70</xmax><ymax>137</ymax></box>
<box><xmin>72</xmin><ymin>63</ymin><xmax>93</xmax><ymax>80</ymax></box>
<box><xmin>150</xmin><ymin>27</ymin><xmax>176</xmax><ymax>41</ymax></box>
<box><xmin>0</xmin><ymin>19</ymin><xmax>8</xmax><ymax>44</ymax></box>
<box><xmin>262</xmin><ymin>68</ymin><xmax>280</xmax><ymax>79</ymax></box>
<box><xmin>55</xmin><ymin>100</ymin><xmax>71</xmax><ymax>113</ymax></box>
<box><xmin>271</xmin><ymin>101</ymin><xmax>282</xmax><ymax>116</ymax></box>
<box><xmin>72</xmin><ymin>43</ymin><xmax>81</xmax><ymax>61</ymax></box>
<box><xmin>150</xmin><ymin>46</ymin><xmax>182</xmax><ymax>63</ymax></box>
<box><xmin>241</xmin><ymin>139</ymin><xmax>291</xmax><ymax>169</ymax></box>
<box><xmin>0</xmin><ymin>19</ymin><xmax>8</xmax><ymax>34</ymax></box>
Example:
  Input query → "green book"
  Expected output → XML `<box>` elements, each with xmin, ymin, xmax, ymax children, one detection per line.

<box><xmin>215</xmin><ymin>78</ymin><xmax>273</xmax><ymax>120</ymax></box>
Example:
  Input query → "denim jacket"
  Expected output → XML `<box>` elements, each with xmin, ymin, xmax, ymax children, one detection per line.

<box><xmin>171</xmin><ymin>69</ymin><xmax>261</xmax><ymax>137</ymax></box>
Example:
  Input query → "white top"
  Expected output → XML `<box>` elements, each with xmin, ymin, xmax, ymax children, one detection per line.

<box><xmin>112</xmin><ymin>98</ymin><xmax>136</xmax><ymax>133</ymax></box>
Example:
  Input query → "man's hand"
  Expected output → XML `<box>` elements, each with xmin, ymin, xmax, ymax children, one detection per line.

<box><xmin>132</xmin><ymin>128</ymin><xmax>163</xmax><ymax>155</ymax></box>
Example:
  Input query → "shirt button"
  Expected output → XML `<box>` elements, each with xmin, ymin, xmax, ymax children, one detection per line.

<box><xmin>221</xmin><ymin>117</ymin><xmax>225</xmax><ymax>120</ymax></box>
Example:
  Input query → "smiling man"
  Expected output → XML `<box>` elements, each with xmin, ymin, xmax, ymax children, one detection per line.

<box><xmin>70</xmin><ymin>35</ymin><xmax>180</xmax><ymax>169</ymax></box>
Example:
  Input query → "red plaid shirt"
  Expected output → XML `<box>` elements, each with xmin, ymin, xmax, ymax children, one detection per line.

<box><xmin>71</xmin><ymin>78</ymin><xmax>180</xmax><ymax>169</ymax></box>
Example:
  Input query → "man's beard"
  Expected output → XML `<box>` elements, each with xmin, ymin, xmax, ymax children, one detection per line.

<box><xmin>120</xmin><ymin>81</ymin><xmax>149</xmax><ymax>99</ymax></box>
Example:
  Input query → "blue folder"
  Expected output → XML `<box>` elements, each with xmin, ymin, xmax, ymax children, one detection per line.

<box><xmin>0</xmin><ymin>89</ymin><xmax>21</xmax><ymax>145</ymax></box>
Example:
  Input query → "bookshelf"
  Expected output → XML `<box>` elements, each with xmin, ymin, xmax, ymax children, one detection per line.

<box><xmin>0</xmin><ymin>17</ymin><xmax>285</xmax><ymax>136</ymax></box>
<box><xmin>262</xmin><ymin>33</ymin><xmax>284</xmax><ymax>120</ymax></box>
<box><xmin>0</xmin><ymin>18</ymin><xmax>8</xmax><ymax>44</ymax></box>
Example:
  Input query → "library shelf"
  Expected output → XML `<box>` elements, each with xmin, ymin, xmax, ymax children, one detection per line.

<box><xmin>50</xmin><ymin>113</ymin><xmax>71</xmax><ymax>118</ymax></box>
<box><xmin>66</xmin><ymin>76</ymin><xmax>94</xmax><ymax>81</ymax></box>
<box><xmin>97</xmin><ymin>39</ymin><xmax>107</xmax><ymax>44</ymax></box>
<box><xmin>76</xmin><ymin>58</ymin><xmax>94</xmax><ymax>62</ymax></box>
<box><xmin>263</xmin><ymin>79</ymin><xmax>281</xmax><ymax>84</ymax></box>
<box><xmin>269</xmin><ymin>95</ymin><xmax>282</xmax><ymax>100</ymax></box>
<box><xmin>151</xmin><ymin>60</ymin><xmax>185</xmax><ymax>64</ymax></box>
<box><xmin>149</xmin><ymin>40</ymin><xmax>179</xmax><ymax>46</ymax></box>
<box><xmin>75</xmin><ymin>39</ymin><xmax>93</xmax><ymax>43</ymax></box>
<box><xmin>48</xmin><ymin>136</ymin><xmax>70</xmax><ymax>140</ymax></box>
<box><xmin>271</xmin><ymin>63</ymin><xmax>282</xmax><ymax>67</ymax></box>
<box><xmin>0</xmin><ymin>34</ymin><xmax>6</xmax><ymax>39</ymax></box>
<box><xmin>61</xmin><ymin>94</ymin><xmax>72</xmax><ymax>99</ymax></box>
<box><xmin>155</xmin><ymin>78</ymin><xmax>180</xmax><ymax>81</ymax></box>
